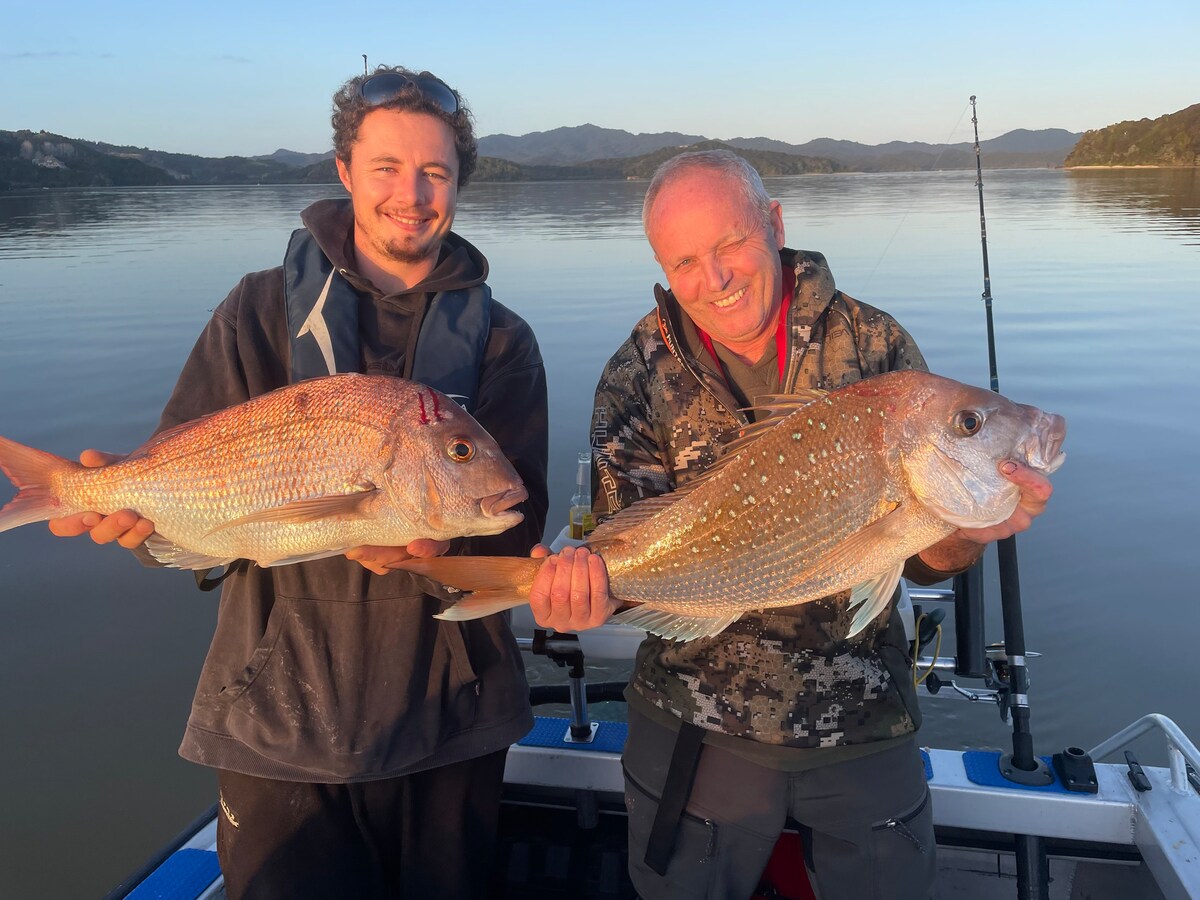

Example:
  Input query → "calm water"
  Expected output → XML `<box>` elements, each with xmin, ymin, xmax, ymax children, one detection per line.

<box><xmin>1</xmin><ymin>169</ymin><xmax>1198</xmax><ymax>898</ymax></box>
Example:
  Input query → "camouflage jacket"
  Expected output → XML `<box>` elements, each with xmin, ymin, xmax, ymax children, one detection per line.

<box><xmin>591</xmin><ymin>248</ymin><xmax>929</xmax><ymax>749</ymax></box>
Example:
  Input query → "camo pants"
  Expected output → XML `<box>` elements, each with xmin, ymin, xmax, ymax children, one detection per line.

<box><xmin>623</xmin><ymin>709</ymin><xmax>935</xmax><ymax>900</ymax></box>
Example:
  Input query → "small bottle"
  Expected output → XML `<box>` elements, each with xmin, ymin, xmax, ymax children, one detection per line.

<box><xmin>568</xmin><ymin>451</ymin><xmax>595</xmax><ymax>540</ymax></box>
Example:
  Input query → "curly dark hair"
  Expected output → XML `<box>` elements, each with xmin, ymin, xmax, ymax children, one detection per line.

<box><xmin>331</xmin><ymin>65</ymin><xmax>478</xmax><ymax>187</ymax></box>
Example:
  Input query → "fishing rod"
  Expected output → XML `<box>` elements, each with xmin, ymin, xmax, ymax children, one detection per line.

<box><xmin>970</xmin><ymin>95</ymin><xmax>1052</xmax><ymax>900</ymax></box>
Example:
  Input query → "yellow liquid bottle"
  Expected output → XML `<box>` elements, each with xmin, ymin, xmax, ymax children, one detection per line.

<box><xmin>568</xmin><ymin>451</ymin><xmax>595</xmax><ymax>540</ymax></box>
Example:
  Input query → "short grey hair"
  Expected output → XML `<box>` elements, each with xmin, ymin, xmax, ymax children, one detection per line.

<box><xmin>642</xmin><ymin>149</ymin><xmax>774</xmax><ymax>237</ymax></box>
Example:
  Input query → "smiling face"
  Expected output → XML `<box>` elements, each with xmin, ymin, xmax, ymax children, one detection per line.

<box><xmin>646</xmin><ymin>168</ymin><xmax>786</xmax><ymax>363</ymax></box>
<box><xmin>336</xmin><ymin>108</ymin><xmax>460</xmax><ymax>291</ymax></box>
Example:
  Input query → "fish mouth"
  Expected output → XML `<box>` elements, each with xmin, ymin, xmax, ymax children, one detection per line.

<box><xmin>480</xmin><ymin>486</ymin><xmax>528</xmax><ymax>518</ymax></box>
<box><xmin>1023</xmin><ymin>412</ymin><xmax>1068</xmax><ymax>474</ymax></box>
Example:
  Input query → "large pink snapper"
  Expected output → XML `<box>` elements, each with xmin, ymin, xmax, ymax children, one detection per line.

<box><xmin>0</xmin><ymin>374</ymin><xmax>527</xmax><ymax>569</ymax></box>
<box><xmin>399</xmin><ymin>370</ymin><xmax>1066</xmax><ymax>641</ymax></box>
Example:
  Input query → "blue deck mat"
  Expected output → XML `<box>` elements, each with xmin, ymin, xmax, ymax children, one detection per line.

<box><xmin>962</xmin><ymin>750</ymin><xmax>1071</xmax><ymax>793</ymax></box>
<box><xmin>921</xmin><ymin>748</ymin><xmax>932</xmax><ymax>780</ymax></box>
<box><xmin>126</xmin><ymin>847</ymin><xmax>220</xmax><ymax>900</ymax></box>
<box><xmin>518</xmin><ymin>716</ymin><xmax>628</xmax><ymax>753</ymax></box>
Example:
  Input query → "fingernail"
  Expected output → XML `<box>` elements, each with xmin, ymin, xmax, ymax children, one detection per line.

<box><xmin>1001</xmin><ymin>461</ymin><xmax>1017</xmax><ymax>475</ymax></box>
<box><xmin>82</xmin><ymin>513</ymin><xmax>99</xmax><ymax>527</ymax></box>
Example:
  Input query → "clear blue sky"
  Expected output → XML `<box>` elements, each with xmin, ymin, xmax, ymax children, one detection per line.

<box><xmin>4</xmin><ymin>0</ymin><xmax>1196</xmax><ymax>157</ymax></box>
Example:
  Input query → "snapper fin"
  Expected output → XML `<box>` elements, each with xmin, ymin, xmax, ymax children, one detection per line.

<box><xmin>782</xmin><ymin>502</ymin><xmax>910</xmax><ymax>590</ymax></box>
<box><xmin>586</xmin><ymin>494</ymin><xmax>688</xmax><ymax>543</ymax></box>
<box><xmin>261</xmin><ymin>548</ymin><xmax>354</xmax><ymax>567</ymax></box>
<box><xmin>204</xmin><ymin>487</ymin><xmax>379</xmax><ymax>535</ymax></box>
<box><xmin>121</xmin><ymin>418</ymin><xmax>205</xmax><ymax>461</ymax></box>
<box><xmin>610</xmin><ymin>606</ymin><xmax>742</xmax><ymax>642</ymax></box>
<box><xmin>147</xmin><ymin>539</ymin><xmax>359</xmax><ymax>570</ymax></box>
<box><xmin>845</xmin><ymin>563</ymin><xmax>905</xmax><ymax>638</ymax></box>
<box><xmin>123</xmin><ymin>398</ymin><xmax>304</xmax><ymax>460</ymax></box>
<box><xmin>0</xmin><ymin>435</ymin><xmax>75</xmax><ymax>532</ymax></box>
<box><xmin>395</xmin><ymin>556</ymin><xmax>542</xmax><ymax>595</ymax></box>
<box><xmin>434</xmin><ymin>591</ymin><xmax>530</xmax><ymax>621</ymax></box>
<box><xmin>741</xmin><ymin>389</ymin><xmax>829</xmax><ymax>419</ymax></box>
<box><xmin>713</xmin><ymin>389</ymin><xmax>832</xmax><ymax>459</ymax></box>
<box><xmin>144</xmin><ymin>534</ymin><xmax>238</xmax><ymax>570</ymax></box>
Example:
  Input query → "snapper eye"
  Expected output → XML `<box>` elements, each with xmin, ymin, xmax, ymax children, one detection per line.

<box><xmin>446</xmin><ymin>438</ymin><xmax>476</xmax><ymax>463</ymax></box>
<box><xmin>954</xmin><ymin>410</ymin><xmax>984</xmax><ymax>436</ymax></box>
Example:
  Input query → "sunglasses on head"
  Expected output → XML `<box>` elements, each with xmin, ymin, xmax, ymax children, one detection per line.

<box><xmin>359</xmin><ymin>72</ymin><xmax>459</xmax><ymax>115</ymax></box>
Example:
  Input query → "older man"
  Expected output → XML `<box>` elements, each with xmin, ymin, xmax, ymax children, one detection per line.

<box><xmin>49</xmin><ymin>67</ymin><xmax>548</xmax><ymax>899</ymax></box>
<box><xmin>531</xmin><ymin>149</ymin><xmax>1052</xmax><ymax>899</ymax></box>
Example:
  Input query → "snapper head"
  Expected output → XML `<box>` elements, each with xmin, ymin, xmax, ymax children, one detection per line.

<box><xmin>380</xmin><ymin>386</ymin><xmax>526</xmax><ymax>540</ymax></box>
<box><xmin>890</xmin><ymin>373</ymin><xmax>1066</xmax><ymax>530</ymax></box>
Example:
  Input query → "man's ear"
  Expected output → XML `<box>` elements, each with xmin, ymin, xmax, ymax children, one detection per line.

<box><xmin>769</xmin><ymin>200</ymin><xmax>785</xmax><ymax>249</ymax></box>
<box><xmin>335</xmin><ymin>157</ymin><xmax>353</xmax><ymax>194</ymax></box>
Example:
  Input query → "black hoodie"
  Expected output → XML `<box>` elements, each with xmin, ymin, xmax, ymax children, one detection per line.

<box><xmin>157</xmin><ymin>199</ymin><xmax>547</xmax><ymax>781</ymax></box>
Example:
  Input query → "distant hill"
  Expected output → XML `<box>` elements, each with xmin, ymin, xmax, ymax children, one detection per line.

<box><xmin>1065</xmin><ymin>104</ymin><xmax>1200</xmax><ymax>167</ymax></box>
<box><xmin>469</xmin><ymin>140</ymin><xmax>840</xmax><ymax>182</ymax></box>
<box><xmin>480</xmin><ymin>125</ymin><xmax>1083</xmax><ymax>171</ymax></box>
<box><xmin>592</xmin><ymin>140</ymin><xmax>840</xmax><ymax>178</ymax></box>
<box><xmin>90</xmin><ymin>140</ymin><xmax>304</xmax><ymax>184</ymax></box>
<box><xmin>0</xmin><ymin>119</ymin><xmax>1086</xmax><ymax>192</ymax></box>
<box><xmin>0</xmin><ymin>130</ymin><xmax>841</xmax><ymax>190</ymax></box>
<box><xmin>478</xmin><ymin>123</ymin><xmax>706</xmax><ymax>166</ymax></box>
<box><xmin>253</xmin><ymin>148</ymin><xmax>334</xmax><ymax>168</ymax></box>
<box><xmin>0</xmin><ymin>130</ymin><xmax>175</xmax><ymax>190</ymax></box>
<box><xmin>0</xmin><ymin>130</ymin><xmax>331</xmax><ymax>190</ymax></box>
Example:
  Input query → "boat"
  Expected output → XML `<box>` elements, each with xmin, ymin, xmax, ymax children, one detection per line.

<box><xmin>104</xmin><ymin>556</ymin><xmax>1200</xmax><ymax>900</ymax></box>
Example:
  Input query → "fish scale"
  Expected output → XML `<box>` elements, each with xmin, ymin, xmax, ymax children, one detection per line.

<box><xmin>604</xmin><ymin>396</ymin><xmax>900</xmax><ymax>612</ymax></box>
<box><xmin>399</xmin><ymin>369</ymin><xmax>1066</xmax><ymax>642</ymax></box>
<box><xmin>0</xmin><ymin>374</ymin><xmax>527</xmax><ymax>568</ymax></box>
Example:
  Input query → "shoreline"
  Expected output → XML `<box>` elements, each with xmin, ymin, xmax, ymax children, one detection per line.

<box><xmin>1066</xmin><ymin>164</ymin><xmax>1199</xmax><ymax>170</ymax></box>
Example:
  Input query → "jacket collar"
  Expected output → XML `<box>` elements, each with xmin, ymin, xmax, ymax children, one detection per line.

<box><xmin>298</xmin><ymin>197</ymin><xmax>489</xmax><ymax>299</ymax></box>
<box><xmin>653</xmin><ymin>248</ymin><xmax>840</xmax><ymax>389</ymax></box>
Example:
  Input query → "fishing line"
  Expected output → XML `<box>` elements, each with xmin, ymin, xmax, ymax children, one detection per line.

<box><xmin>857</xmin><ymin>102</ymin><xmax>973</xmax><ymax>292</ymax></box>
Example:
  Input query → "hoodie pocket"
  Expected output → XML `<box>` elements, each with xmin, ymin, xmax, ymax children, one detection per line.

<box><xmin>225</xmin><ymin>593</ymin><xmax>480</xmax><ymax>779</ymax></box>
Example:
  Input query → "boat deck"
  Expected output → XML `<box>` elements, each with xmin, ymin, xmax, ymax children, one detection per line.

<box><xmin>119</xmin><ymin>712</ymin><xmax>1198</xmax><ymax>900</ymax></box>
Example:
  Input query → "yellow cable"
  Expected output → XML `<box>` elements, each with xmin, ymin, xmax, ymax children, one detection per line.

<box><xmin>911</xmin><ymin>612</ymin><xmax>943</xmax><ymax>687</ymax></box>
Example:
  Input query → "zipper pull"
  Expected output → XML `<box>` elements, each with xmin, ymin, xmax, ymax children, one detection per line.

<box><xmin>883</xmin><ymin>818</ymin><xmax>926</xmax><ymax>853</ymax></box>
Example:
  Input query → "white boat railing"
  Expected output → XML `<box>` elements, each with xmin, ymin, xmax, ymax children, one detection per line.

<box><xmin>1089</xmin><ymin>713</ymin><xmax>1200</xmax><ymax>795</ymax></box>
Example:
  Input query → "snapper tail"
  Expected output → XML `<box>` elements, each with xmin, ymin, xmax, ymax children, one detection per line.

<box><xmin>397</xmin><ymin>556</ymin><xmax>542</xmax><ymax>621</ymax></box>
<box><xmin>0</xmin><ymin>435</ymin><xmax>75</xmax><ymax>532</ymax></box>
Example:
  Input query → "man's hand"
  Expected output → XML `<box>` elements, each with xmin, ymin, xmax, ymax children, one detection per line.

<box><xmin>345</xmin><ymin>539</ymin><xmax>451</xmax><ymax>576</ymax></box>
<box><xmin>46</xmin><ymin>449</ymin><xmax>155</xmax><ymax>549</ymax></box>
<box><xmin>956</xmin><ymin>460</ymin><xmax>1054</xmax><ymax>545</ymax></box>
<box><xmin>528</xmin><ymin>545</ymin><xmax>617</xmax><ymax>633</ymax></box>
<box><xmin>916</xmin><ymin>460</ymin><xmax>1054</xmax><ymax>573</ymax></box>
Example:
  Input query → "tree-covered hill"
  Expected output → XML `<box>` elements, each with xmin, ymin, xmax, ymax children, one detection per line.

<box><xmin>0</xmin><ymin>131</ymin><xmax>176</xmax><ymax>190</ymax></box>
<box><xmin>0</xmin><ymin>117</ymin><xmax>1087</xmax><ymax>192</ymax></box>
<box><xmin>0</xmin><ymin>130</ymin><xmax>844</xmax><ymax>190</ymax></box>
<box><xmin>0</xmin><ymin>130</ymin><xmax>317</xmax><ymax>190</ymax></box>
<box><xmin>1065</xmin><ymin>104</ymin><xmax>1200</xmax><ymax>167</ymax></box>
<box><xmin>588</xmin><ymin>139</ymin><xmax>841</xmax><ymax>178</ymax></box>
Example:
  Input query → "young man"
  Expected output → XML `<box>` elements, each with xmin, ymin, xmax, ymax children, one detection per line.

<box><xmin>530</xmin><ymin>150</ymin><xmax>1053</xmax><ymax>899</ymax></box>
<box><xmin>49</xmin><ymin>67</ymin><xmax>548</xmax><ymax>899</ymax></box>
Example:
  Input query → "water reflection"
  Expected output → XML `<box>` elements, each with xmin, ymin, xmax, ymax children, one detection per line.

<box><xmin>461</xmin><ymin>179</ymin><xmax>649</xmax><ymax>242</ymax></box>
<box><xmin>1067</xmin><ymin>168</ymin><xmax>1200</xmax><ymax>244</ymax></box>
<box><xmin>0</xmin><ymin>185</ymin><xmax>349</xmax><ymax>257</ymax></box>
